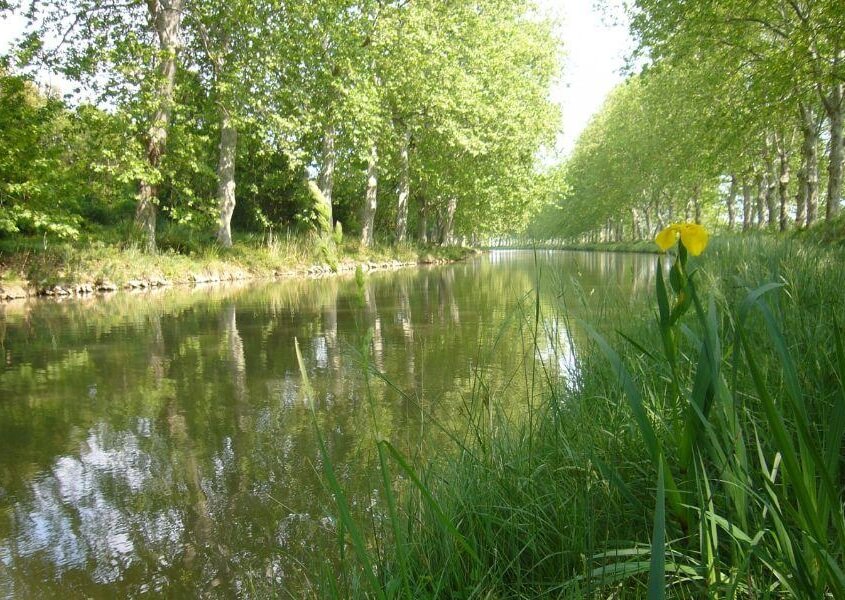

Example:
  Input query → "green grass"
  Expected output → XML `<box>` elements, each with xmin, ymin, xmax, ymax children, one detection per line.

<box><xmin>0</xmin><ymin>226</ymin><xmax>477</xmax><ymax>289</ymax></box>
<box><xmin>315</xmin><ymin>234</ymin><xmax>845</xmax><ymax>598</ymax></box>
<box><xmin>555</xmin><ymin>240</ymin><xmax>661</xmax><ymax>254</ymax></box>
<box><xmin>491</xmin><ymin>215</ymin><xmax>845</xmax><ymax>255</ymax></box>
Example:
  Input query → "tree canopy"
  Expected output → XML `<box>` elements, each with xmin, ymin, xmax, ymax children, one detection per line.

<box><xmin>1</xmin><ymin>0</ymin><xmax>561</xmax><ymax>250</ymax></box>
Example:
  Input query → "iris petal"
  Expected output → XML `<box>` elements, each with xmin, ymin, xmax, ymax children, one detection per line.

<box><xmin>679</xmin><ymin>224</ymin><xmax>709</xmax><ymax>256</ymax></box>
<box><xmin>655</xmin><ymin>226</ymin><xmax>679</xmax><ymax>251</ymax></box>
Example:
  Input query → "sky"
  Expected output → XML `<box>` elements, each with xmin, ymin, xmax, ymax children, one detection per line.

<box><xmin>0</xmin><ymin>10</ymin><xmax>78</xmax><ymax>96</ymax></box>
<box><xmin>0</xmin><ymin>2</ymin><xmax>633</xmax><ymax>159</ymax></box>
<box><xmin>0</xmin><ymin>11</ymin><xmax>26</xmax><ymax>57</ymax></box>
<box><xmin>541</xmin><ymin>0</ymin><xmax>634</xmax><ymax>158</ymax></box>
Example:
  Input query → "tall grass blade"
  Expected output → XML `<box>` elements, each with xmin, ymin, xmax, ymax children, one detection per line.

<box><xmin>593</xmin><ymin>456</ymin><xmax>646</xmax><ymax>511</ymax></box>
<box><xmin>738</xmin><ymin>326</ymin><xmax>845</xmax><ymax>597</ymax></box>
<box><xmin>379</xmin><ymin>440</ymin><xmax>481</xmax><ymax>566</ymax></box>
<box><xmin>294</xmin><ymin>338</ymin><xmax>385</xmax><ymax>599</ymax></box>
<box><xmin>647</xmin><ymin>460</ymin><xmax>666</xmax><ymax>600</ymax></box>
<box><xmin>745</xmin><ymin>295</ymin><xmax>845</xmax><ymax>571</ymax></box>
<box><xmin>584</xmin><ymin>323</ymin><xmax>685</xmax><ymax>523</ymax></box>
<box><xmin>584</xmin><ymin>324</ymin><xmax>658</xmax><ymax>459</ymax></box>
<box><xmin>375</xmin><ymin>442</ymin><xmax>412</xmax><ymax>599</ymax></box>
<box><xmin>827</xmin><ymin>319</ymin><xmax>845</xmax><ymax>496</ymax></box>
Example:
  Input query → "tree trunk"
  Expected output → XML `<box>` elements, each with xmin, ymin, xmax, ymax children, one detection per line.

<box><xmin>360</xmin><ymin>144</ymin><xmax>378</xmax><ymax>247</ymax></box>
<box><xmin>742</xmin><ymin>177</ymin><xmax>752</xmax><ymax>231</ymax></box>
<box><xmin>654</xmin><ymin>195</ymin><xmax>665</xmax><ymax>231</ymax></box>
<box><xmin>440</xmin><ymin>197</ymin><xmax>457</xmax><ymax>246</ymax></box>
<box><xmin>418</xmin><ymin>199</ymin><xmax>428</xmax><ymax>244</ymax></box>
<box><xmin>726</xmin><ymin>175</ymin><xmax>737</xmax><ymax>230</ymax></box>
<box><xmin>395</xmin><ymin>127</ymin><xmax>410</xmax><ymax>242</ymax></box>
<box><xmin>823</xmin><ymin>83</ymin><xmax>844</xmax><ymax>220</ymax></box>
<box><xmin>137</xmin><ymin>0</ymin><xmax>183</xmax><ymax>253</ymax></box>
<box><xmin>631</xmin><ymin>208</ymin><xmax>641</xmax><ymax>240</ymax></box>
<box><xmin>777</xmin><ymin>135</ymin><xmax>790</xmax><ymax>232</ymax></box>
<box><xmin>796</xmin><ymin>132</ymin><xmax>807</xmax><ymax>228</ymax></box>
<box><xmin>319</xmin><ymin>124</ymin><xmax>336</xmax><ymax>221</ymax></box>
<box><xmin>764</xmin><ymin>135</ymin><xmax>778</xmax><ymax>228</ymax></box>
<box><xmin>692</xmin><ymin>186</ymin><xmax>702</xmax><ymax>224</ymax></box>
<box><xmin>797</xmin><ymin>104</ymin><xmax>819</xmax><ymax>226</ymax></box>
<box><xmin>215</xmin><ymin>110</ymin><xmax>238</xmax><ymax>247</ymax></box>
<box><xmin>136</xmin><ymin>182</ymin><xmax>158</xmax><ymax>252</ymax></box>
<box><xmin>755</xmin><ymin>169</ymin><xmax>766</xmax><ymax>228</ymax></box>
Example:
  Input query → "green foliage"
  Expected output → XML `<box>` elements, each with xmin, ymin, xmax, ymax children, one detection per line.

<box><xmin>381</xmin><ymin>0</ymin><xmax>561</xmax><ymax>239</ymax></box>
<box><xmin>0</xmin><ymin>72</ymin><xmax>145</xmax><ymax>240</ymax></box>
<box><xmin>793</xmin><ymin>213</ymin><xmax>845</xmax><ymax>247</ymax></box>
<box><xmin>306</xmin><ymin>180</ymin><xmax>333</xmax><ymax>237</ymax></box>
<box><xmin>332</xmin><ymin>221</ymin><xmax>343</xmax><ymax>246</ymax></box>
<box><xmin>3</xmin><ymin>0</ymin><xmax>561</xmax><ymax>252</ymax></box>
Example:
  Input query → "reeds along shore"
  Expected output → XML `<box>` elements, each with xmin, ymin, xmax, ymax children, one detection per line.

<box><xmin>316</xmin><ymin>234</ymin><xmax>845</xmax><ymax>598</ymax></box>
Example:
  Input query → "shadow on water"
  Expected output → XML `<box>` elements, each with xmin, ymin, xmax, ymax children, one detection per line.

<box><xmin>0</xmin><ymin>250</ymin><xmax>657</xmax><ymax>597</ymax></box>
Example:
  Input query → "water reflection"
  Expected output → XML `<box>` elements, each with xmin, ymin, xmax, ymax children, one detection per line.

<box><xmin>0</xmin><ymin>250</ymin><xmax>655</xmax><ymax>597</ymax></box>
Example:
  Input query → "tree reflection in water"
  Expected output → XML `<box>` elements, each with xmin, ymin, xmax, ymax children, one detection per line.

<box><xmin>0</xmin><ymin>250</ymin><xmax>655</xmax><ymax>597</ymax></box>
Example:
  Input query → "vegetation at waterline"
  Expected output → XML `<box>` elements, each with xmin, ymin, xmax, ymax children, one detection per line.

<box><xmin>0</xmin><ymin>229</ymin><xmax>476</xmax><ymax>292</ymax></box>
<box><xmin>317</xmin><ymin>232</ymin><xmax>845</xmax><ymax>597</ymax></box>
<box><xmin>0</xmin><ymin>0</ymin><xmax>559</xmax><ymax>282</ymax></box>
<box><xmin>486</xmin><ymin>238</ymin><xmax>662</xmax><ymax>254</ymax></box>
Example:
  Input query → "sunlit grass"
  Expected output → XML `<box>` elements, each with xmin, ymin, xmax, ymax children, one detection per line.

<box><xmin>0</xmin><ymin>226</ymin><xmax>477</xmax><ymax>288</ymax></box>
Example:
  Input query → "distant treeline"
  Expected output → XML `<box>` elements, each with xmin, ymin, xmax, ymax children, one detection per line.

<box><xmin>534</xmin><ymin>0</ymin><xmax>844</xmax><ymax>243</ymax></box>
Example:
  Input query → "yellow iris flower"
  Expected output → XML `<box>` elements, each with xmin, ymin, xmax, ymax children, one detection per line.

<box><xmin>654</xmin><ymin>223</ymin><xmax>709</xmax><ymax>256</ymax></box>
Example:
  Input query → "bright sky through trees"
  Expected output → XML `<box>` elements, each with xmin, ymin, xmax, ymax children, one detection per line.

<box><xmin>540</xmin><ymin>0</ymin><xmax>632</xmax><ymax>157</ymax></box>
<box><xmin>0</xmin><ymin>2</ymin><xmax>632</xmax><ymax>161</ymax></box>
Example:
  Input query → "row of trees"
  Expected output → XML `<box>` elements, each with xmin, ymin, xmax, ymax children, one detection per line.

<box><xmin>533</xmin><ymin>0</ymin><xmax>844</xmax><ymax>242</ymax></box>
<box><xmin>1</xmin><ymin>0</ymin><xmax>560</xmax><ymax>251</ymax></box>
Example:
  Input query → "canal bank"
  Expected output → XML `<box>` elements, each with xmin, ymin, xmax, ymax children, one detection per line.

<box><xmin>0</xmin><ymin>239</ymin><xmax>479</xmax><ymax>301</ymax></box>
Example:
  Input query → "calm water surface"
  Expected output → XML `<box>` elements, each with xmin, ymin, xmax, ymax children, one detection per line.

<box><xmin>0</xmin><ymin>250</ymin><xmax>656</xmax><ymax>597</ymax></box>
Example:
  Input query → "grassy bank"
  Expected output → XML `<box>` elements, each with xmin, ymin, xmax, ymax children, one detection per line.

<box><xmin>0</xmin><ymin>227</ymin><xmax>476</xmax><ymax>297</ymax></box>
<box><xmin>322</xmin><ymin>234</ymin><xmax>845</xmax><ymax>598</ymax></box>
<box><xmin>490</xmin><ymin>216</ymin><xmax>845</xmax><ymax>255</ymax></box>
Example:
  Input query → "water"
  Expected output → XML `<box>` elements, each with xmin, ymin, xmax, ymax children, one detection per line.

<box><xmin>0</xmin><ymin>250</ymin><xmax>656</xmax><ymax>597</ymax></box>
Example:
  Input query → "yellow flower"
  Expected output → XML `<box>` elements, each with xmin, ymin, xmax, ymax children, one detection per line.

<box><xmin>654</xmin><ymin>223</ymin><xmax>709</xmax><ymax>256</ymax></box>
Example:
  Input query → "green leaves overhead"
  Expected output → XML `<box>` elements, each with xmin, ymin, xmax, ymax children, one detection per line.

<box><xmin>3</xmin><ymin>0</ymin><xmax>561</xmax><ymax>246</ymax></box>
